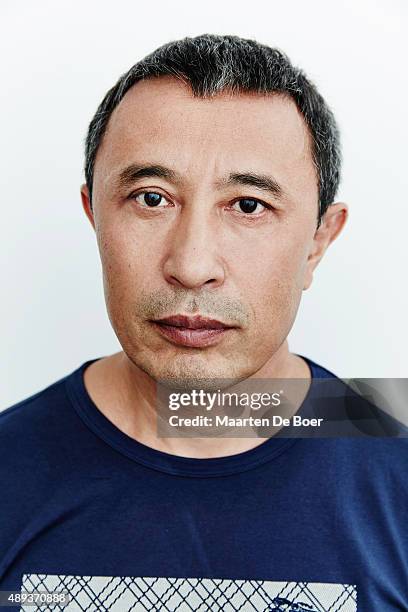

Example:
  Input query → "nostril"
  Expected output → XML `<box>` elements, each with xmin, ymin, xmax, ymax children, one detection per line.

<box><xmin>162</xmin><ymin>246</ymin><xmax>226</xmax><ymax>290</ymax></box>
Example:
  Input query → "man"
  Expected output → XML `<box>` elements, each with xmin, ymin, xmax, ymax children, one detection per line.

<box><xmin>0</xmin><ymin>34</ymin><xmax>407</xmax><ymax>611</ymax></box>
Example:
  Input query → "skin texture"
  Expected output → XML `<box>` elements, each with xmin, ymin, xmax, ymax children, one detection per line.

<box><xmin>81</xmin><ymin>76</ymin><xmax>348</xmax><ymax>457</ymax></box>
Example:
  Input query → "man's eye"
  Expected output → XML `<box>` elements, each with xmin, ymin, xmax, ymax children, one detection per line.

<box><xmin>133</xmin><ymin>192</ymin><xmax>168</xmax><ymax>207</ymax></box>
<box><xmin>232</xmin><ymin>198</ymin><xmax>268</xmax><ymax>214</ymax></box>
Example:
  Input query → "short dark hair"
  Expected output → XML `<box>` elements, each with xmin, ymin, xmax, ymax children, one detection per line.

<box><xmin>84</xmin><ymin>34</ymin><xmax>341</xmax><ymax>227</ymax></box>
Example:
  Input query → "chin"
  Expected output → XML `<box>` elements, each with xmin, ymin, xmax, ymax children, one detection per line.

<box><xmin>137</xmin><ymin>351</ymin><xmax>249</xmax><ymax>392</ymax></box>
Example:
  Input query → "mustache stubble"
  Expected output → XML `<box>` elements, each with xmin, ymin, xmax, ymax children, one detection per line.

<box><xmin>135</xmin><ymin>288</ymin><xmax>251</xmax><ymax>327</ymax></box>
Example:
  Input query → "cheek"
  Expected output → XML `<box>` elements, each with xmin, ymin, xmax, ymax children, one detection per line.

<box><xmin>96</xmin><ymin>207</ymin><xmax>165</xmax><ymax>284</ymax></box>
<box><xmin>96</xmin><ymin>224</ymin><xmax>145</xmax><ymax>311</ymax></box>
<box><xmin>236</xmin><ymin>234</ymin><xmax>308</xmax><ymax>333</ymax></box>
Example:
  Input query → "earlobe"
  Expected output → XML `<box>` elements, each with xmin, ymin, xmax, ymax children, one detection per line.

<box><xmin>302</xmin><ymin>273</ymin><xmax>313</xmax><ymax>291</ymax></box>
<box><xmin>80</xmin><ymin>184</ymin><xmax>95</xmax><ymax>230</ymax></box>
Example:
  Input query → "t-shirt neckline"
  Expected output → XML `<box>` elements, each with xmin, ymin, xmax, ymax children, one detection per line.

<box><xmin>65</xmin><ymin>355</ymin><xmax>329</xmax><ymax>478</ymax></box>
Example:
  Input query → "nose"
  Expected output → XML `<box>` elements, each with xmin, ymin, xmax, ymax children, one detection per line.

<box><xmin>162</xmin><ymin>203</ymin><xmax>225</xmax><ymax>290</ymax></box>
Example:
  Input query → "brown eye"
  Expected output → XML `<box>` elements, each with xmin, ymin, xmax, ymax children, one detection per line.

<box><xmin>233</xmin><ymin>198</ymin><xmax>266</xmax><ymax>214</ymax></box>
<box><xmin>141</xmin><ymin>192</ymin><xmax>163</xmax><ymax>206</ymax></box>
<box><xmin>131</xmin><ymin>191</ymin><xmax>170</xmax><ymax>208</ymax></box>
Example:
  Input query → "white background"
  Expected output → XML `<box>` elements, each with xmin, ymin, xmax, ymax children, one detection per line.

<box><xmin>1</xmin><ymin>0</ymin><xmax>407</xmax><ymax>409</ymax></box>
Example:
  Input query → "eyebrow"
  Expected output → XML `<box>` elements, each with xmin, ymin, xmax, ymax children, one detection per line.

<box><xmin>222</xmin><ymin>172</ymin><xmax>285</xmax><ymax>199</ymax></box>
<box><xmin>114</xmin><ymin>164</ymin><xmax>179</xmax><ymax>191</ymax></box>
<box><xmin>114</xmin><ymin>164</ymin><xmax>285</xmax><ymax>200</ymax></box>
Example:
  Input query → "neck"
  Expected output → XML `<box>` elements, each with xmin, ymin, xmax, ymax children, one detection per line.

<box><xmin>83</xmin><ymin>342</ymin><xmax>311</xmax><ymax>459</ymax></box>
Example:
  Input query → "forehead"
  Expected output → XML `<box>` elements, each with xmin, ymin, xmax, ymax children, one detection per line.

<box><xmin>95</xmin><ymin>76</ymin><xmax>317</xmax><ymax>198</ymax></box>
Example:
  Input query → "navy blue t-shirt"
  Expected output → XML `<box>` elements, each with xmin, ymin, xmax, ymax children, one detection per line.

<box><xmin>0</xmin><ymin>356</ymin><xmax>407</xmax><ymax>611</ymax></box>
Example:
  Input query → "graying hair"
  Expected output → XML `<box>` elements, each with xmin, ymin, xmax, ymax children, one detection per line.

<box><xmin>84</xmin><ymin>34</ymin><xmax>341</xmax><ymax>227</ymax></box>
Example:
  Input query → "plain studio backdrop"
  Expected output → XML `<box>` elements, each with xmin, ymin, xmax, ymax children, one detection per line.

<box><xmin>1</xmin><ymin>0</ymin><xmax>407</xmax><ymax>410</ymax></box>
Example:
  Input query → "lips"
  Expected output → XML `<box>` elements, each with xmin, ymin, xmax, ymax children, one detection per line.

<box><xmin>155</xmin><ymin>315</ymin><xmax>232</xmax><ymax>330</ymax></box>
<box><xmin>151</xmin><ymin>314</ymin><xmax>236</xmax><ymax>348</ymax></box>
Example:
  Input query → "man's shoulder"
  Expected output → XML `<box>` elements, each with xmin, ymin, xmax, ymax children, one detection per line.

<box><xmin>1</xmin><ymin>375</ymin><xmax>70</xmax><ymax>433</ymax></box>
<box><xmin>0</xmin><ymin>363</ymin><xmax>90</xmax><ymax>465</ymax></box>
<box><xmin>302</xmin><ymin>354</ymin><xmax>408</xmax><ymax>439</ymax></box>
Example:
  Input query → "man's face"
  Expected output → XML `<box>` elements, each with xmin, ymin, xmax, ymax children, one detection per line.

<box><xmin>85</xmin><ymin>77</ymin><xmax>330</xmax><ymax>386</ymax></box>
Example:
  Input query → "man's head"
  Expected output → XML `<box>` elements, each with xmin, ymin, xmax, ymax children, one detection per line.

<box><xmin>81</xmin><ymin>34</ymin><xmax>347</xmax><ymax>387</ymax></box>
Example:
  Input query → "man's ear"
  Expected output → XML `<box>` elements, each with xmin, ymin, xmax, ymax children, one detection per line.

<box><xmin>80</xmin><ymin>184</ymin><xmax>95</xmax><ymax>230</ymax></box>
<box><xmin>303</xmin><ymin>202</ymin><xmax>348</xmax><ymax>290</ymax></box>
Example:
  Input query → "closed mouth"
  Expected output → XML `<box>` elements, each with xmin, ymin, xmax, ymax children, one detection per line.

<box><xmin>153</xmin><ymin>314</ymin><xmax>236</xmax><ymax>330</ymax></box>
<box><xmin>150</xmin><ymin>314</ymin><xmax>237</xmax><ymax>348</ymax></box>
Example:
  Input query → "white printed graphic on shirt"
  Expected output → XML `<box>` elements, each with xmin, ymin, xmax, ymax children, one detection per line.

<box><xmin>20</xmin><ymin>574</ymin><xmax>357</xmax><ymax>611</ymax></box>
